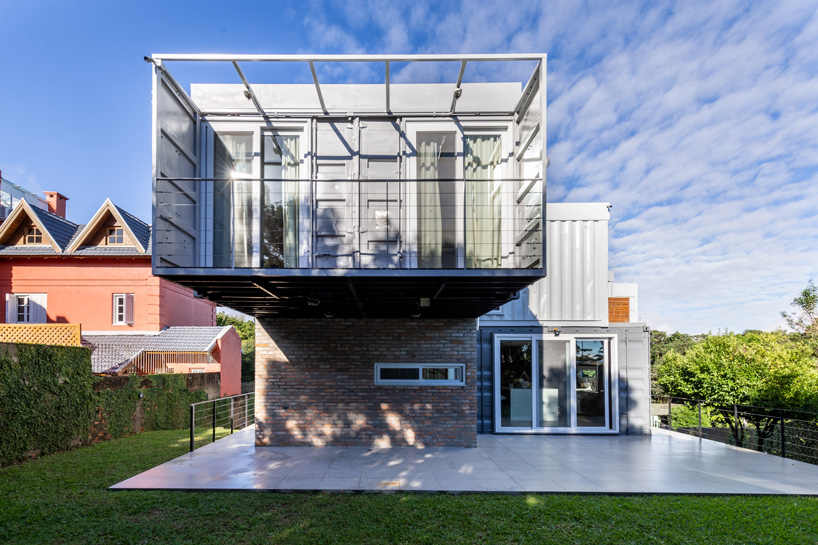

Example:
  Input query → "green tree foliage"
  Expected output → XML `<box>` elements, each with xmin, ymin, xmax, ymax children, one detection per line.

<box><xmin>781</xmin><ymin>280</ymin><xmax>818</xmax><ymax>337</ymax></box>
<box><xmin>217</xmin><ymin>311</ymin><xmax>255</xmax><ymax>382</ymax></box>
<box><xmin>656</xmin><ymin>331</ymin><xmax>818</xmax><ymax>449</ymax></box>
<box><xmin>649</xmin><ymin>330</ymin><xmax>703</xmax><ymax>393</ymax></box>
<box><xmin>657</xmin><ymin>332</ymin><xmax>818</xmax><ymax>409</ymax></box>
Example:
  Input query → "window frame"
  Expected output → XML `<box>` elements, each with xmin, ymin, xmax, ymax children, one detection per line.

<box><xmin>112</xmin><ymin>293</ymin><xmax>135</xmax><ymax>326</ymax></box>
<box><xmin>107</xmin><ymin>227</ymin><xmax>124</xmax><ymax>245</ymax></box>
<box><xmin>374</xmin><ymin>363</ymin><xmax>466</xmax><ymax>386</ymax></box>
<box><xmin>25</xmin><ymin>227</ymin><xmax>42</xmax><ymax>244</ymax></box>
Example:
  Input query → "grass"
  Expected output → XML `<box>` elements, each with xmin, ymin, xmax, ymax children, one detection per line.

<box><xmin>1</xmin><ymin>432</ymin><xmax>817</xmax><ymax>544</ymax></box>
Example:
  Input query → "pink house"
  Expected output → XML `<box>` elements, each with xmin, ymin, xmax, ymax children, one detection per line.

<box><xmin>0</xmin><ymin>193</ymin><xmax>240</xmax><ymax>396</ymax></box>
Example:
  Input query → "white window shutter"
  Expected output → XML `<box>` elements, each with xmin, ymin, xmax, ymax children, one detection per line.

<box><xmin>32</xmin><ymin>294</ymin><xmax>47</xmax><ymax>323</ymax></box>
<box><xmin>5</xmin><ymin>293</ymin><xmax>15</xmax><ymax>323</ymax></box>
<box><xmin>125</xmin><ymin>294</ymin><xmax>135</xmax><ymax>325</ymax></box>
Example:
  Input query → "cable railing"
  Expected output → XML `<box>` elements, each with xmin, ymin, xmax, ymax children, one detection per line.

<box><xmin>154</xmin><ymin>176</ymin><xmax>543</xmax><ymax>271</ymax></box>
<box><xmin>189</xmin><ymin>392</ymin><xmax>254</xmax><ymax>452</ymax></box>
<box><xmin>651</xmin><ymin>395</ymin><xmax>818</xmax><ymax>465</ymax></box>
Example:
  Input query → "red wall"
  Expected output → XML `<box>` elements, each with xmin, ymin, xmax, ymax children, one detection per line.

<box><xmin>0</xmin><ymin>257</ymin><xmax>215</xmax><ymax>331</ymax></box>
<box><xmin>214</xmin><ymin>327</ymin><xmax>242</xmax><ymax>396</ymax></box>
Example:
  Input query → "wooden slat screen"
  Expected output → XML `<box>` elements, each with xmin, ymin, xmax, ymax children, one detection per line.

<box><xmin>608</xmin><ymin>297</ymin><xmax>631</xmax><ymax>323</ymax></box>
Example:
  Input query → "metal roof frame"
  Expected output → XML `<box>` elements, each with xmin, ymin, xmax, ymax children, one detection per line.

<box><xmin>148</xmin><ymin>53</ymin><xmax>546</xmax><ymax>119</ymax></box>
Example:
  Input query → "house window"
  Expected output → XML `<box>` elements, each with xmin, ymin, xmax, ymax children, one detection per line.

<box><xmin>26</xmin><ymin>227</ymin><xmax>42</xmax><ymax>244</ymax></box>
<box><xmin>112</xmin><ymin>294</ymin><xmax>135</xmax><ymax>325</ymax></box>
<box><xmin>374</xmin><ymin>363</ymin><xmax>466</xmax><ymax>386</ymax></box>
<box><xmin>5</xmin><ymin>293</ymin><xmax>47</xmax><ymax>323</ymax></box>
<box><xmin>107</xmin><ymin>227</ymin><xmax>124</xmax><ymax>245</ymax></box>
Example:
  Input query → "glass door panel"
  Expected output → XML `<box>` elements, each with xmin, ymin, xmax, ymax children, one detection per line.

<box><xmin>499</xmin><ymin>339</ymin><xmax>533</xmax><ymax>428</ymax></box>
<box><xmin>536</xmin><ymin>340</ymin><xmax>570</xmax><ymax>428</ymax></box>
<box><xmin>417</xmin><ymin>131</ymin><xmax>457</xmax><ymax>268</ymax></box>
<box><xmin>576</xmin><ymin>340</ymin><xmax>607</xmax><ymax>428</ymax></box>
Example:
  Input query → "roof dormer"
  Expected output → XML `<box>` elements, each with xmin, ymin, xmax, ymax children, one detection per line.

<box><xmin>66</xmin><ymin>199</ymin><xmax>149</xmax><ymax>254</ymax></box>
<box><xmin>0</xmin><ymin>200</ymin><xmax>77</xmax><ymax>253</ymax></box>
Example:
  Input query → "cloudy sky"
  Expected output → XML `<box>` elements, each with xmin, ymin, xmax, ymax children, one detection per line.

<box><xmin>1</xmin><ymin>1</ymin><xmax>816</xmax><ymax>334</ymax></box>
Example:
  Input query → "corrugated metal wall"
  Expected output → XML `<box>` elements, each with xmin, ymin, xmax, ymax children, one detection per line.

<box><xmin>482</xmin><ymin>204</ymin><xmax>609</xmax><ymax>325</ymax></box>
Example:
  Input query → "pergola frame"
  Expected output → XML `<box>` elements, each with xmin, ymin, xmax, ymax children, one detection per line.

<box><xmin>148</xmin><ymin>53</ymin><xmax>546</xmax><ymax>119</ymax></box>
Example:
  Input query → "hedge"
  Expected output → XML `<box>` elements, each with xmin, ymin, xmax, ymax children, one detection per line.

<box><xmin>0</xmin><ymin>344</ymin><xmax>94</xmax><ymax>465</ymax></box>
<box><xmin>93</xmin><ymin>375</ymin><xmax>207</xmax><ymax>439</ymax></box>
<box><xmin>0</xmin><ymin>343</ymin><xmax>211</xmax><ymax>466</ymax></box>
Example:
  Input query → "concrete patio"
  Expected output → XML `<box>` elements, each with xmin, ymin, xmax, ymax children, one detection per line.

<box><xmin>111</xmin><ymin>426</ymin><xmax>818</xmax><ymax>494</ymax></box>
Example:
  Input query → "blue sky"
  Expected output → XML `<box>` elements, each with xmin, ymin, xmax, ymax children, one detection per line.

<box><xmin>1</xmin><ymin>0</ymin><xmax>816</xmax><ymax>334</ymax></box>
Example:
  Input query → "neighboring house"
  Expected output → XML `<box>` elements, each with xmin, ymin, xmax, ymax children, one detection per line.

<box><xmin>84</xmin><ymin>326</ymin><xmax>241</xmax><ymax>396</ymax></box>
<box><xmin>147</xmin><ymin>53</ymin><xmax>648</xmax><ymax>447</ymax></box>
<box><xmin>0</xmin><ymin>191</ymin><xmax>241</xmax><ymax>395</ymax></box>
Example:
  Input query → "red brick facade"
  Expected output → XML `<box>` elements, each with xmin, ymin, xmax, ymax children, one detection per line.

<box><xmin>255</xmin><ymin>318</ymin><xmax>477</xmax><ymax>448</ymax></box>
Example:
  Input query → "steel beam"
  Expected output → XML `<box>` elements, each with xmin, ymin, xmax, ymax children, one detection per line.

<box><xmin>308</xmin><ymin>61</ymin><xmax>328</xmax><ymax>115</ymax></box>
<box><xmin>232</xmin><ymin>61</ymin><xmax>267</xmax><ymax>118</ymax></box>
<box><xmin>152</xmin><ymin>53</ymin><xmax>546</xmax><ymax>63</ymax></box>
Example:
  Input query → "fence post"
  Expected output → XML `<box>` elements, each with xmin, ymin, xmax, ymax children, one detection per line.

<box><xmin>667</xmin><ymin>397</ymin><xmax>672</xmax><ymax>430</ymax></box>
<box><xmin>189</xmin><ymin>405</ymin><xmax>195</xmax><ymax>452</ymax></box>
<box><xmin>230</xmin><ymin>397</ymin><xmax>235</xmax><ymax>434</ymax></box>
<box><xmin>698</xmin><ymin>401</ymin><xmax>702</xmax><ymax>439</ymax></box>
<box><xmin>245</xmin><ymin>393</ymin><xmax>249</xmax><ymax>427</ymax></box>
<box><xmin>780</xmin><ymin>409</ymin><xmax>786</xmax><ymax>459</ymax></box>
<box><xmin>212</xmin><ymin>401</ymin><xmax>216</xmax><ymax>443</ymax></box>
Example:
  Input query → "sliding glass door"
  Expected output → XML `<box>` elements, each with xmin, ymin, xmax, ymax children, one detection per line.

<box><xmin>495</xmin><ymin>335</ymin><xmax>616</xmax><ymax>433</ymax></box>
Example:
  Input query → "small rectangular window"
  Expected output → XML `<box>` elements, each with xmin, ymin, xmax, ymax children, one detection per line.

<box><xmin>26</xmin><ymin>227</ymin><xmax>42</xmax><ymax>244</ymax></box>
<box><xmin>16</xmin><ymin>295</ymin><xmax>30</xmax><ymax>322</ymax></box>
<box><xmin>107</xmin><ymin>227</ymin><xmax>124</xmax><ymax>245</ymax></box>
<box><xmin>112</xmin><ymin>294</ymin><xmax>135</xmax><ymax>325</ymax></box>
<box><xmin>374</xmin><ymin>363</ymin><xmax>466</xmax><ymax>386</ymax></box>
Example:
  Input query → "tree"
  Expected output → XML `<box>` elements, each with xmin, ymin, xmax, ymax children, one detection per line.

<box><xmin>656</xmin><ymin>331</ymin><xmax>818</xmax><ymax>450</ymax></box>
<box><xmin>782</xmin><ymin>280</ymin><xmax>818</xmax><ymax>337</ymax></box>
<box><xmin>217</xmin><ymin>312</ymin><xmax>255</xmax><ymax>383</ymax></box>
<box><xmin>650</xmin><ymin>330</ymin><xmax>703</xmax><ymax>393</ymax></box>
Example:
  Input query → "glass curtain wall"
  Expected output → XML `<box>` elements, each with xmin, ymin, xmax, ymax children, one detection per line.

<box><xmin>262</xmin><ymin>134</ymin><xmax>299</xmax><ymax>268</ymax></box>
<box><xmin>417</xmin><ymin>132</ymin><xmax>457</xmax><ymax>268</ymax></box>
<box><xmin>465</xmin><ymin>135</ymin><xmax>502</xmax><ymax>269</ymax></box>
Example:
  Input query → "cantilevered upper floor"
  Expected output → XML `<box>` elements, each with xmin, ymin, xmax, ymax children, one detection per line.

<box><xmin>149</xmin><ymin>54</ymin><xmax>547</xmax><ymax>318</ymax></box>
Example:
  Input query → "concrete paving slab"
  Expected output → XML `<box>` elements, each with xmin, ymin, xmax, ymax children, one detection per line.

<box><xmin>110</xmin><ymin>426</ymin><xmax>818</xmax><ymax>494</ymax></box>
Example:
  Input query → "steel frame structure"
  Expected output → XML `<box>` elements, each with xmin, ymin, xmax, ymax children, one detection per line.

<box><xmin>148</xmin><ymin>53</ymin><xmax>548</xmax><ymax>319</ymax></box>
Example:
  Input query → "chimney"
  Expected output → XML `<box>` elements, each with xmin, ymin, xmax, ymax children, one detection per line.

<box><xmin>43</xmin><ymin>192</ymin><xmax>69</xmax><ymax>219</ymax></box>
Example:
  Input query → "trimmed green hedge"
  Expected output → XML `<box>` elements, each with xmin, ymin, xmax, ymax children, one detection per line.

<box><xmin>94</xmin><ymin>375</ymin><xmax>208</xmax><ymax>439</ymax></box>
<box><xmin>0</xmin><ymin>344</ymin><xmax>94</xmax><ymax>465</ymax></box>
<box><xmin>1</xmin><ymin>343</ymin><xmax>212</xmax><ymax>466</ymax></box>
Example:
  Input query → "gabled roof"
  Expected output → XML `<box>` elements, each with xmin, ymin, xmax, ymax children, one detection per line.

<box><xmin>83</xmin><ymin>326</ymin><xmax>234</xmax><ymax>374</ymax></box>
<box><xmin>66</xmin><ymin>199</ymin><xmax>150</xmax><ymax>254</ymax></box>
<box><xmin>0</xmin><ymin>200</ymin><xmax>81</xmax><ymax>253</ymax></box>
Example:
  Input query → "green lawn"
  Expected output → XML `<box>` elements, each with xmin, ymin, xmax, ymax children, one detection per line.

<box><xmin>1</xmin><ymin>431</ymin><xmax>817</xmax><ymax>544</ymax></box>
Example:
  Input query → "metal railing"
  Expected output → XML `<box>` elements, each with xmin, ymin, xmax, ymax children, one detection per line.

<box><xmin>189</xmin><ymin>392</ymin><xmax>255</xmax><ymax>452</ymax></box>
<box><xmin>154</xmin><ymin>176</ymin><xmax>543</xmax><ymax>271</ymax></box>
<box><xmin>652</xmin><ymin>395</ymin><xmax>818</xmax><ymax>465</ymax></box>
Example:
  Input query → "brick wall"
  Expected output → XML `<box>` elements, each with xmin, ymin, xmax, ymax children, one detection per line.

<box><xmin>255</xmin><ymin>318</ymin><xmax>477</xmax><ymax>448</ymax></box>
